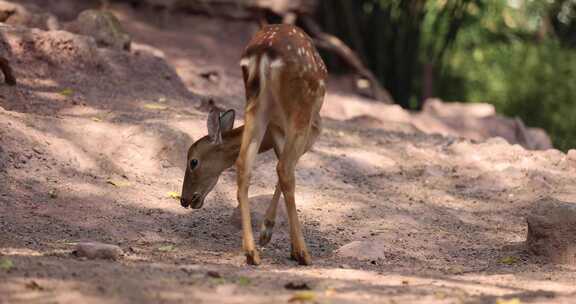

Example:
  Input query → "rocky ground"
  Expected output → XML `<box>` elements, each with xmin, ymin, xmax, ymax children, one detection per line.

<box><xmin>1</xmin><ymin>1</ymin><xmax>576</xmax><ymax>303</ymax></box>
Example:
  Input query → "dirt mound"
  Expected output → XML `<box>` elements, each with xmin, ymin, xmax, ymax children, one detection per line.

<box><xmin>1</xmin><ymin>2</ymin><xmax>576</xmax><ymax>304</ymax></box>
<box><xmin>0</xmin><ymin>21</ymin><xmax>194</xmax><ymax>116</ymax></box>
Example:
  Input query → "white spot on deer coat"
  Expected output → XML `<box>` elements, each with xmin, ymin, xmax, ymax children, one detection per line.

<box><xmin>270</xmin><ymin>58</ymin><xmax>284</xmax><ymax>69</ymax></box>
<box><xmin>240</xmin><ymin>57</ymin><xmax>250</xmax><ymax>67</ymax></box>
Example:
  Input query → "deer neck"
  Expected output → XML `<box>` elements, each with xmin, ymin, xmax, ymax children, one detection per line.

<box><xmin>218</xmin><ymin>126</ymin><xmax>243</xmax><ymax>169</ymax></box>
<box><xmin>218</xmin><ymin>125</ymin><xmax>273</xmax><ymax>170</ymax></box>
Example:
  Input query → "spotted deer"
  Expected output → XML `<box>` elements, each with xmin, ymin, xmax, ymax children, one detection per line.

<box><xmin>180</xmin><ymin>24</ymin><xmax>327</xmax><ymax>265</ymax></box>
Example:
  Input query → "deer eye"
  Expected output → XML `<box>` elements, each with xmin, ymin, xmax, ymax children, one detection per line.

<box><xmin>189</xmin><ymin>159</ymin><xmax>199</xmax><ymax>170</ymax></box>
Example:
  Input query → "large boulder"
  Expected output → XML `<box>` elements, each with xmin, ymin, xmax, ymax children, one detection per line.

<box><xmin>526</xmin><ymin>197</ymin><xmax>576</xmax><ymax>265</ymax></box>
<box><xmin>65</xmin><ymin>9</ymin><xmax>131</xmax><ymax>51</ymax></box>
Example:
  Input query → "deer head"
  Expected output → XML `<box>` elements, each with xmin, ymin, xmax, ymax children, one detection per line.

<box><xmin>180</xmin><ymin>108</ymin><xmax>236</xmax><ymax>209</ymax></box>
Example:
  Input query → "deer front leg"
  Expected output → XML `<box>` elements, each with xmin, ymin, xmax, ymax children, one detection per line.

<box><xmin>236</xmin><ymin>108</ymin><xmax>269</xmax><ymax>266</ymax></box>
<box><xmin>277</xmin><ymin>131</ymin><xmax>312</xmax><ymax>265</ymax></box>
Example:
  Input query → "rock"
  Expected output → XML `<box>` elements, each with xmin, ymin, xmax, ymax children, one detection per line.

<box><xmin>336</xmin><ymin>239</ymin><xmax>387</xmax><ymax>261</ymax></box>
<box><xmin>73</xmin><ymin>242</ymin><xmax>123</xmax><ymax>260</ymax></box>
<box><xmin>526</xmin><ymin>197</ymin><xmax>576</xmax><ymax>265</ymax></box>
<box><xmin>423</xmin><ymin>98</ymin><xmax>495</xmax><ymax>118</ymax></box>
<box><xmin>0</xmin><ymin>1</ymin><xmax>59</xmax><ymax>30</ymax></box>
<box><xmin>66</xmin><ymin>10</ymin><xmax>131</xmax><ymax>51</ymax></box>
<box><xmin>230</xmin><ymin>194</ymin><xmax>288</xmax><ymax>231</ymax></box>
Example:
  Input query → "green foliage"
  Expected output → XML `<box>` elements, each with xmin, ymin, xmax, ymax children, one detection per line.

<box><xmin>318</xmin><ymin>0</ymin><xmax>576</xmax><ymax>148</ymax></box>
<box><xmin>436</xmin><ymin>0</ymin><xmax>576</xmax><ymax>150</ymax></box>
<box><xmin>444</xmin><ymin>41</ymin><xmax>576</xmax><ymax>150</ymax></box>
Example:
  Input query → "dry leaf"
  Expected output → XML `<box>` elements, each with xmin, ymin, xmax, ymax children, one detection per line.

<box><xmin>92</xmin><ymin>117</ymin><xmax>102</xmax><ymax>122</ymax></box>
<box><xmin>158</xmin><ymin>245</ymin><xmax>175</xmax><ymax>252</ymax></box>
<box><xmin>106</xmin><ymin>179</ymin><xmax>131</xmax><ymax>187</ymax></box>
<box><xmin>324</xmin><ymin>287</ymin><xmax>336</xmax><ymax>297</ymax></box>
<box><xmin>288</xmin><ymin>291</ymin><xmax>316</xmax><ymax>303</ymax></box>
<box><xmin>496</xmin><ymin>298</ymin><xmax>521</xmax><ymax>304</ymax></box>
<box><xmin>143</xmin><ymin>103</ymin><xmax>168</xmax><ymax>110</ymax></box>
<box><xmin>167</xmin><ymin>191</ymin><xmax>181</xmax><ymax>200</ymax></box>
<box><xmin>25</xmin><ymin>280</ymin><xmax>44</xmax><ymax>291</ymax></box>
<box><xmin>434</xmin><ymin>291</ymin><xmax>447</xmax><ymax>299</ymax></box>
<box><xmin>59</xmin><ymin>88</ymin><xmax>73</xmax><ymax>97</ymax></box>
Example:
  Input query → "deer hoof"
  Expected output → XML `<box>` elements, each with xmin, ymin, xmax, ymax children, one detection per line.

<box><xmin>245</xmin><ymin>250</ymin><xmax>261</xmax><ymax>266</ymax></box>
<box><xmin>290</xmin><ymin>249</ymin><xmax>312</xmax><ymax>265</ymax></box>
<box><xmin>296</xmin><ymin>251</ymin><xmax>312</xmax><ymax>266</ymax></box>
<box><xmin>259</xmin><ymin>220</ymin><xmax>275</xmax><ymax>246</ymax></box>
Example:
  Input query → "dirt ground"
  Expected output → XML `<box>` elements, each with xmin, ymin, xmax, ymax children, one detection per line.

<box><xmin>1</xmin><ymin>2</ymin><xmax>576</xmax><ymax>304</ymax></box>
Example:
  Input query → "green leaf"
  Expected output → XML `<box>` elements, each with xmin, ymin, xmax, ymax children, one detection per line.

<box><xmin>0</xmin><ymin>258</ymin><xmax>14</xmax><ymax>271</ymax></box>
<box><xmin>499</xmin><ymin>256</ymin><xmax>519</xmax><ymax>265</ymax></box>
<box><xmin>237</xmin><ymin>276</ymin><xmax>251</xmax><ymax>286</ymax></box>
<box><xmin>59</xmin><ymin>88</ymin><xmax>74</xmax><ymax>97</ymax></box>
<box><xmin>211</xmin><ymin>278</ymin><xmax>226</xmax><ymax>285</ymax></box>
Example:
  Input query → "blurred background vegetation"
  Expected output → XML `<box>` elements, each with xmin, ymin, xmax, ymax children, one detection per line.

<box><xmin>315</xmin><ymin>0</ymin><xmax>576</xmax><ymax>150</ymax></box>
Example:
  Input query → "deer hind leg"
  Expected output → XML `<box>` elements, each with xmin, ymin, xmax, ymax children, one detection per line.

<box><xmin>259</xmin><ymin>129</ymin><xmax>286</xmax><ymax>246</ymax></box>
<box><xmin>259</xmin><ymin>183</ymin><xmax>281</xmax><ymax>246</ymax></box>
<box><xmin>236</xmin><ymin>103</ymin><xmax>270</xmax><ymax>265</ymax></box>
<box><xmin>262</xmin><ymin>116</ymin><xmax>321</xmax><ymax>248</ymax></box>
<box><xmin>277</xmin><ymin>125</ymin><xmax>313</xmax><ymax>265</ymax></box>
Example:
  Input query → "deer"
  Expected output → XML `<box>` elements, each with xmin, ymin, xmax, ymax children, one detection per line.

<box><xmin>179</xmin><ymin>24</ymin><xmax>327</xmax><ymax>266</ymax></box>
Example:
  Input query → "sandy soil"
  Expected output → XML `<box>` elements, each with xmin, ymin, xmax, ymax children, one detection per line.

<box><xmin>1</xmin><ymin>2</ymin><xmax>576</xmax><ymax>304</ymax></box>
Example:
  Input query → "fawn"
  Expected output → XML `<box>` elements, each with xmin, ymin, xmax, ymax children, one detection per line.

<box><xmin>180</xmin><ymin>24</ymin><xmax>327</xmax><ymax>265</ymax></box>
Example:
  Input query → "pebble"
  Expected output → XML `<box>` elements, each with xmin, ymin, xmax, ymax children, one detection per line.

<box><xmin>73</xmin><ymin>242</ymin><xmax>123</xmax><ymax>260</ymax></box>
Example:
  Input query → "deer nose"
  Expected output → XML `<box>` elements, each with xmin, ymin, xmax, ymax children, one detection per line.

<box><xmin>180</xmin><ymin>197</ymin><xmax>190</xmax><ymax>208</ymax></box>
<box><xmin>181</xmin><ymin>193</ymin><xmax>202</xmax><ymax>209</ymax></box>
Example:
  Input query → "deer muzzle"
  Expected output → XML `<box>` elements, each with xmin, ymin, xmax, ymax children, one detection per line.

<box><xmin>180</xmin><ymin>192</ymin><xmax>203</xmax><ymax>209</ymax></box>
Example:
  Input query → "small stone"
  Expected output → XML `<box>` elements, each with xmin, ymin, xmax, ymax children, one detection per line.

<box><xmin>336</xmin><ymin>239</ymin><xmax>387</xmax><ymax>261</ymax></box>
<box><xmin>73</xmin><ymin>242</ymin><xmax>123</xmax><ymax>260</ymax></box>
<box><xmin>206</xmin><ymin>271</ymin><xmax>221</xmax><ymax>279</ymax></box>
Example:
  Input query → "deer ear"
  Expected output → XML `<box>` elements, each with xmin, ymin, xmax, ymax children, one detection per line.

<box><xmin>219</xmin><ymin>110</ymin><xmax>235</xmax><ymax>132</ymax></box>
<box><xmin>207</xmin><ymin>108</ymin><xmax>222</xmax><ymax>145</ymax></box>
